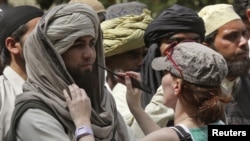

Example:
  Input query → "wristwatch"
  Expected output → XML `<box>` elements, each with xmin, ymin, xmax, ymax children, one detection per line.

<box><xmin>75</xmin><ymin>126</ymin><xmax>93</xmax><ymax>141</ymax></box>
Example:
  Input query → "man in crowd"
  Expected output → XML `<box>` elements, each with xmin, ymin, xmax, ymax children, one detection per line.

<box><xmin>199</xmin><ymin>3</ymin><xmax>250</xmax><ymax>124</ymax></box>
<box><xmin>233</xmin><ymin>0</ymin><xmax>250</xmax><ymax>57</ymax></box>
<box><xmin>141</xmin><ymin>4</ymin><xmax>205</xmax><ymax>109</ymax></box>
<box><xmin>233</xmin><ymin>0</ymin><xmax>250</xmax><ymax>34</ymax></box>
<box><xmin>101</xmin><ymin>3</ymin><xmax>161</xmax><ymax>138</ymax></box>
<box><xmin>7</xmin><ymin>3</ymin><xmax>130</xmax><ymax>141</ymax></box>
<box><xmin>0</xmin><ymin>5</ymin><xmax>43</xmax><ymax>140</ymax></box>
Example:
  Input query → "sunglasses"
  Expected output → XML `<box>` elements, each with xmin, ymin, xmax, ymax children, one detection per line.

<box><xmin>163</xmin><ymin>40</ymin><xmax>196</xmax><ymax>79</ymax></box>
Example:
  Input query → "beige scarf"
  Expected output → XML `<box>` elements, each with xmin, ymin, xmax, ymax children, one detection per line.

<box><xmin>16</xmin><ymin>3</ymin><xmax>129</xmax><ymax>141</ymax></box>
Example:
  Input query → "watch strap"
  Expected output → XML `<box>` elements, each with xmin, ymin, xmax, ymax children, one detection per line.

<box><xmin>75</xmin><ymin>126</ymin><xmax>93</xmax><ymax>141</ymax></box>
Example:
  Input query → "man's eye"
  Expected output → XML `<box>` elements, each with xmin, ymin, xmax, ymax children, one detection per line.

<box><xmin>72</xmin><ymin>43</ymin><xmax>80</xmax><ymax>47</ymax></box>
<box><xmin>165</xmin><ymin>38</ymin><xmax>177</xmax><ymax>44</ymax></box>
<box><xmin>162</xmin><ymin>70</ymin><xmax>169</xmax><ymax>75</ymax></box>
<box><xmin>166</xmin><ymin>37</ymin><xmax>201</xmax><ymax>44</ymax></box>
<box><xmin>225</xmin><ymin>33</ymin><xmax>239</xmax><ymax>41</ymax></box>
<box><xmin>89</xmin><ymin>42</ymin><xmax>95</xmax><ymax>48</ymax></box>
<box><xmin>166</xmin><ymin>38</ymin><xmax>184</xmax><ymax>44</ymax></box>
<box><xmin>73</xmin><ymin>43</ymin><xmax>83</xmax><ymax>47</ymax></box>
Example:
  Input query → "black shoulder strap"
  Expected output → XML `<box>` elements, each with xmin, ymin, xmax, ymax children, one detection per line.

<box><xmin>171</xmin><ymin>125</ymin><xmax>193</xmax><ymax>141</ymax></box>
<box><xmin>6</xmin><ymin>100</ymin><xmax>67</xmax><ymax>141</ymax></box>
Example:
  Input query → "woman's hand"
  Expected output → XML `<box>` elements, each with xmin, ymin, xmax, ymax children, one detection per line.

<box><xmin>63</xmin><ymin>84</ymin><xmax>91</xmax><ymax>127</ymax></box>
<box><xmin>124</xmin><ymin>74</ymin><xmax>142</xmax><ymax>113</ymax></box>
<box><xmin>115</xmin><ymin>71</ymin><xmax>142</xmax><ymax>84</ymax></box>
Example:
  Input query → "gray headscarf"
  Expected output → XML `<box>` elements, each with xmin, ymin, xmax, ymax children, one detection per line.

<box><xmin>12</xmin><ymin>3</ymin><xmax>129</xmax><ymax>141</ymax></box>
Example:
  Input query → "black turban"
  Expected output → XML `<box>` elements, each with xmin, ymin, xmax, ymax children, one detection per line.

<box><xmin>140</xmin><ymin>4</ymin><xmax>205</xmax><ymax>108</ymax></box>
<box><xmin>144</xmin><ymin>4</ymin><xmax>205</xmax><ymax>47</ymax></box>
<box><xmin>0</xmin><ymin>5</ymin><xmax>44</xmax><ymax>50</ymax></box>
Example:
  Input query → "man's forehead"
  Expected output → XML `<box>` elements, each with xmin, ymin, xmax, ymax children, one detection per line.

<box><xmin>75</xmin><ymin>35</ymin><xmax>95</xmax><ymax>41</ymax></box>
<box><xmin>217</xmin><ymin>19</ymin><xmax>246</xmax><ymax>34</ymax></box>
<box><xmin>170</xmin><ymin>33</ymin><xmax>200</xmax><ymax>38</ymax></box>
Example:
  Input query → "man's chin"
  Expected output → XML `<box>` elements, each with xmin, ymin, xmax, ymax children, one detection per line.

<box><xmin>227</xmin><ymin>60</ymin><xmax>250</xmax><ymax>77</ymax></box>
<box><xmin>82</xmin><ymin>66</ymin><xmax>93</xmax><ymax>71</ymax></box>
<box><xmin>81</xmin><ymin>69</ymin><xmax>93</xmax><ymax>76</ymax></box>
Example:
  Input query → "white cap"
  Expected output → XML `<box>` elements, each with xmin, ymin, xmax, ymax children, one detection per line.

<box><xmin>198</xmin><ymin>4</ymin><xmax>241</xmax><ymax>36</ymax></box>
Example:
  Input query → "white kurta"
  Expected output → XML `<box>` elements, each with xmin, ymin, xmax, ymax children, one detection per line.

<box><xmin>0</xmin><ymin>66</ymin><xmax>25</xmax><ymax>140</ymax></box>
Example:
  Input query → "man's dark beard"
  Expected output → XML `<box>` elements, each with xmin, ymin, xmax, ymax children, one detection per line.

<box><xmin>226</xmin><ymin>58</ymin><xmax>250</xmax><ymax>78</ymax></box>
<box><xmin>210</xmin><ymin>43</ymin><xmax>250</xmax><ymax>78</ymax></box>
<box><xmin>67</xmin><ymin>67</ymin><xmax>98</xmax><ymax>97</ymax></box>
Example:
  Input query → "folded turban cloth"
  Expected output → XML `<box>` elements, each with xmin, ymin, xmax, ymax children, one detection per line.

<box><xmin>101</xmin><ymin>9</ymin><xmax>153</xmax><ymax>57</ymax></box>
<box><xmin>144</xmin><ymin>4</ymin><xmax>205</xmax><ymax>47</ymax></box>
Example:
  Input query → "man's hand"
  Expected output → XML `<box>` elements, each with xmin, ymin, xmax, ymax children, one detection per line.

<box><xmin>63</xmin><ymin>84</ymin><xmax>91</xmax><ymax>127</ymax></box>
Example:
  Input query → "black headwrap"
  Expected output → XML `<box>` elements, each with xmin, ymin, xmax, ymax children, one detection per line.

<box><xmin>141</xmin><ymin>4</ymin><xmax>205</xmax><ymax>108</ymax></box>
<box><xmin>144</xmin><ymin>4</ymin><xmax>205</xmax><ymax>47</ymax></box>
<box><xmin>0</xmin><ymin>5</ymin><xmax>44</xmax><ymax>51</ymax></box>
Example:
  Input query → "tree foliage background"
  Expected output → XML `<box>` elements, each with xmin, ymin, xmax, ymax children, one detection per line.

<box><xmin>36</xmin><ymin>0</ymin><xmax>233</xmax><ymax>17</ymax></box>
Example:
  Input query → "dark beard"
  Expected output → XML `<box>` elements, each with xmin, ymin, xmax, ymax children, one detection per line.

<box><xmin>210</xmin><ymin>43</ymin><xmax>250</xmax><ymax>78</ymax></box>
<box><xmin>67</xmin><ymin>67</ymin><xmax>98</xmax><ymax>98</ymax></box>
<box><xmin>226</xmin><ymin>58</ymin><xmax>250</xmax><ymax>78</ymax></box>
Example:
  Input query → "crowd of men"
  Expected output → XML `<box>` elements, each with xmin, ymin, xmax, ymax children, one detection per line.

<box><xmin>0</xmin><ymin>0</ymin><xmax>249</xmax><ymax>141</ymax></box>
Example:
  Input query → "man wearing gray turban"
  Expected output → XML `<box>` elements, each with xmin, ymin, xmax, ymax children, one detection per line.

<box><xmin>141</xmin><ymin>4</ymin><xmax>205</xmax><ymax>109</ymax></box>
<box><xmin>7</xmin><ymin>3</ymin><xmax>129</xmax><ymax>141</ymax></box>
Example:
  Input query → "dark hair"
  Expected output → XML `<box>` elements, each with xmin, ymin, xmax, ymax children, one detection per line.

<box><xmin>0</xmin><ymin>23</ymin><xmax>28</xmax><ymax>67</ymax></box>
<box><xmin>204</xmin><ymin>30</ymin><xmax>218</xmax><ymax>46</ymax></box>
<box><xmin>0</xmin><ymin>11</ymin><xmax>3</xmax><ymax>19</ymax></box>
<box><xmin>233</xmin><ymin>0</ymin><xmax>249</xmax><ymax>21</ymax></box>
<box><xmin>180</xmin><ymin>80</ymin><xmax>231</xmax><ymax>124</ymax></box>
<box><xmin>98</xmin><ymin>12</ymin><xmax>106</xmax><ymax>23</ymax></box>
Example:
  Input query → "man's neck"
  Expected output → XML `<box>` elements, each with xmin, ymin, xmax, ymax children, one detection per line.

<box><xmin>9</xmin><ymin>62</ymin><xmax>26</xmax><ymax>80</ymax></box>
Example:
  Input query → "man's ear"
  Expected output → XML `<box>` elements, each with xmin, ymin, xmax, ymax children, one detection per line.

<box><xmin>202</xmin><ymin>42</ymin><xmax>209</xmax><ymax>47</ymax></box>
<box><xmin>5</xmin><ymin>37</ymin><xmax>20</xmax><ymax>54</ymax></box>
<box><xmin>246</xmin><ymin>9</ymin><xmax>250</xmax><ymax>22</ymax></box>
<box><xmin>202</xmin><ymin>41</ymin><xmax>216</xmax><ymax>50</ymax></box>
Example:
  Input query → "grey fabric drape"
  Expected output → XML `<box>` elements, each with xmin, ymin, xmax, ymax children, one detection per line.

<box><xmin>14</xmin><ymin>3</ymin><xmax>129</xmax><ymax>141</ymax></box>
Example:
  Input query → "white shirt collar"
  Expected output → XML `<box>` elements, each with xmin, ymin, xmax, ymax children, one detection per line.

<box><xmin>221</xmin><ymin>77</ymin><xmax>240</xmax><ymax>95</ymax></box>
<box><xmin>104</xmin><ymin>70</ymin><xmax>113</xmax><ymax>93</ymax></box>
<box><xmin>3</xmin><ymin>66</ymin><xmax>25</xmax><ymax>94</ymax></box>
